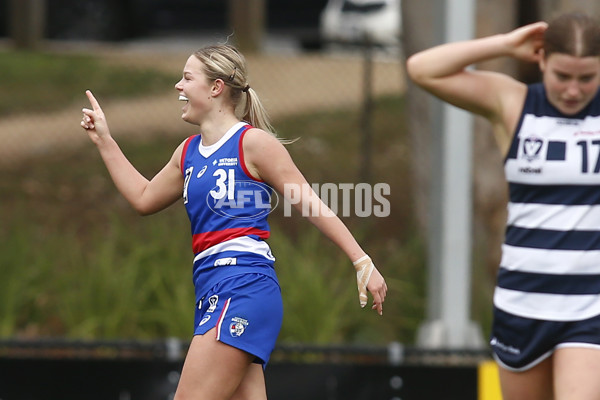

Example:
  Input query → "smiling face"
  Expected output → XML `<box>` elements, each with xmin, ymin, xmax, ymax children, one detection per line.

<box><xmin>174</xmin><ymin>55</ymin><xmax>214</xmax><ymax>125</ymax></box>
<box><xmin>540</xmin><ymin>52</ymin><xmax>600</xmax><ymax>115</ymax></box>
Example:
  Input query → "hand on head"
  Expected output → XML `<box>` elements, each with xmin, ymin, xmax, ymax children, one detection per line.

<box><xmin>507</xmin><ymin>21</ymin><xmax>549</xmax><ymax>63</ymax></box>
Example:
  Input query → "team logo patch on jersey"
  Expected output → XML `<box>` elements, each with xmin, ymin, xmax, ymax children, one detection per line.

<box><xmin>229</xmin><ymin>317</ymin><xmax>249</xmax><ymax>337</ymax></box>
<box><xmin>523</xmin><ymin>137</ymin><xmax>543</xmax><ymax>161</ymax></box>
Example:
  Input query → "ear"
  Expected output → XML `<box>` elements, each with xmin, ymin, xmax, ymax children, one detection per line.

<box><xmin>211</xmin><ymin>78</ymin><xmax>226</xmax><ymax>96</ymax></box>
<box><xmin>538</xmin><ymin>49</ymin><xmax>547</xmax><ymax>73</ymax></box>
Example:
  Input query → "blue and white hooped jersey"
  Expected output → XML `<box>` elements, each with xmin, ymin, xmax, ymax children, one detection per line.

<box><xmin>180</xmin><ymin>122</ymin><xmax>277</xmax><ymax>299</ymax></box>
<box><xmin>498</xmin><ymin>83</ymin><xmax>600</xmax><ymax>321</ymax></box>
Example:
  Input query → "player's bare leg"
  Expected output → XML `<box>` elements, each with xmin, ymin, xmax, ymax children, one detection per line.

<box><xmin>174</xmin><ymin>328</ymin><xmax>263</xmax><ymax>400</ymax></box>
<box><xmin>498</xmin><ymin>356</ymin><xmax>553</xmax><ymax>400</ymax></box>
<box><xmin>554</xmin><ymin>347</ymin><xmax>600</xmax><ymax>400</ymax></box>
<box><xmin>230</xmin><ymin>363</ymin><xmax>267</xmax><ymax>400</ymax></box>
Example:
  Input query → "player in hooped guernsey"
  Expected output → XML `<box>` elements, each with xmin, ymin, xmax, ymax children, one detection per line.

<box><xmin>408</xmin><ymin>12</ymin><xmax>600</xmax><ymax>400</ymax></box>
<box><xmin>500</xmin><ymin>83</ymin><xmax>600</xmax><ymax>322</ymax></box>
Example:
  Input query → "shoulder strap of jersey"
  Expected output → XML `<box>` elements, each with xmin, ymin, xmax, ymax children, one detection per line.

<box><xmin>180</xmin><ymin>134</ymin><xmax>200</xmax><ymax>175</ymax></box>
<box><xmin>238</xmin><ymin>125</ymin><xmax>263</xmax><ymax>182</ymax></box>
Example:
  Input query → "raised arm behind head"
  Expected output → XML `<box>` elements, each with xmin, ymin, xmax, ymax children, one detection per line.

<box><xmin>406</xmin><ymin>21</ymin><xmax>547</xmax><ymax>154</ymax></box>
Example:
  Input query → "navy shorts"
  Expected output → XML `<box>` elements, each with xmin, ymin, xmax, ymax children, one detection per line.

<box><xmin>490</xmin><ymin>306</ymin><xmax>600</xmax><ymax>371</ymax></box>
<box><xmin>194</xmin><ymin>273</ymin><xmax>283</xmax><ymax>366</ymax></box>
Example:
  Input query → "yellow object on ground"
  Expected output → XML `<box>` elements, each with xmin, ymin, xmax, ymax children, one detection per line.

<box><xmin>478</xmin><ymin>360</ymin><xmax>502</xmax><ymax>400</ymax></box>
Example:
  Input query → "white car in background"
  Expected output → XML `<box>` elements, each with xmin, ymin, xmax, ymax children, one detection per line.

<box><xmin>319</xmin><ymin>0</ymin><xmax>401</xmax><ymax>47</ymax></box>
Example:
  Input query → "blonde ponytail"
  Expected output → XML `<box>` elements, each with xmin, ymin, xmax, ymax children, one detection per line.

<box><xmin>193</xmin><ymin>44</ymin><xmax>294</xmax><ymax>143</ymax></box>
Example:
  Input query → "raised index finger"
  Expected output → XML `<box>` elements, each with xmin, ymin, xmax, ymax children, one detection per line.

<box><xmin>85</xmin><ymin>90</ymin><xmax>102</xmax><ymax>111</ymax></box>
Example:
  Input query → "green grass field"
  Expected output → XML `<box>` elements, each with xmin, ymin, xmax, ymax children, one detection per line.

<box><xmin>0</xmin><ymin>50</ymin><xmax>175</xmax><ymax>116</ymax></box>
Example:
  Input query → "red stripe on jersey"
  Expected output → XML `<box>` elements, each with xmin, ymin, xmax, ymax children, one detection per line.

<box><xmin>180</xmin><ymin>135</ymin><xmax>199</xmax><ymax>174</ymax></box>
<box><xmin>192</xmin><ymin>227</ymin><xmax>270</xmax><ymax>253</ymax></box>
<box><xmin>238</xmin><ymin>126</ymin><xmax>265</xmax><ymax>182</ymax></box>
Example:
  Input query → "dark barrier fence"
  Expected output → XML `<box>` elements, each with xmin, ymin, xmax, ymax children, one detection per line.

<box><xmin>0</xmin><ymin>339</ymin><xmax>491</xmax><ymax>400</ymax></box>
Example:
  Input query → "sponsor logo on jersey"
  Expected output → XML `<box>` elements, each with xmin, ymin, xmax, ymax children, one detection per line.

<box><xmin>197</xmin><ymin>165</ymin><xmax>207</xmax><ymax>178</ymax></box>
<box><xmin>217</xmin><ymin>157</ymin><xmax>238</xmax><ymax>167</ymax></box>
<box><xmin>214</xmin><ymin>257</ymin><xmax>237</xmax><ymax>267</ymax></box>
<box><xmin>199</xmin><ymin>315</ymin><xmax>211</xmax><ymax>326</ymax></box>
<box><xmin>490</xmin><ymin>337</ymin><xmax>521</xmax><ymax>355</ymax></box>
<box><xmin>518</xmin><ymin>167</ymin><xmax>542</xmax><ymax>174</ymax></box>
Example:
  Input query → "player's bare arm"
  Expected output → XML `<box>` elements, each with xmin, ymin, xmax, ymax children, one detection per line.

<box><xmin>82</xmin><ymin>90</ymin><xmax>183</xmax><ymax>215</ymax></box>
<box><xmin>407</xmin><ymin>22</ymin><xmax>547</xmax><ymax>154</ymax></box>
<box><xmin>242</xmin><ymin>129</ymin><xmax>387</xmax><ymax>314</ymax></box>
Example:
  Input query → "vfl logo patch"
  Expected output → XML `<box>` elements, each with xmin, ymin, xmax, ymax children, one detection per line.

<box><xmin>523</xmin><ymin>137</ymin><xmax>543</xmax><ymax>161</ymax></box>
<box><xmin>229</xmin><ymin>317</ymin><xmax>249</xmax><ymax>337</ymax></box>
<box><xmin>207</xmin><ymin>295</ymin><xmax>219</xmax><ymax>313</ymax></box>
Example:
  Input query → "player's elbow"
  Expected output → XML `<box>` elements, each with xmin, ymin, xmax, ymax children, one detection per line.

<box><xmin>405</xmin><ymin>53</ymin><xmax>428</xmax><ymax>85</ymax></box>
<box><xmin>130</xmin><ymin>201</ymin><xmax>159</xmax><ymax>216</ymax></box>
<box><xmin>136</xmin><ymin>208</ymin><xmax>155</xmax><ymax>217</ymax></box>
<box><xmin>133</xmin><ymin>196</ymin><xmax>175</xmax><ymax>216</ymax></box>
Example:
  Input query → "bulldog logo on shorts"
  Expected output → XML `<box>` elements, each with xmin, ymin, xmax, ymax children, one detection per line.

<box><xmin>229</xmin><ymin>317</ymin><xmax>249</xmax><ymax>337</ymax></box>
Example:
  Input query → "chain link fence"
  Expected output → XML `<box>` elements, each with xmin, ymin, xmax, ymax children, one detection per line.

<box><xmin>0</xmin><ymin>37</ymin><xmax>405</xmax><ymax>168</ymax></box>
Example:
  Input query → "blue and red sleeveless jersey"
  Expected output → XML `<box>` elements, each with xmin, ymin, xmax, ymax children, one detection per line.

<box><xmin>180</xmin><ymin>122</ymin><xmax>277</xmax><ymax>300</ymax></box>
